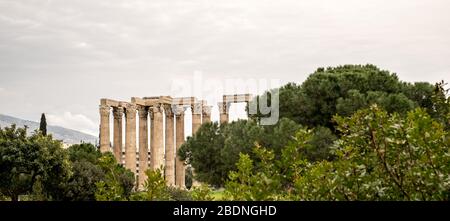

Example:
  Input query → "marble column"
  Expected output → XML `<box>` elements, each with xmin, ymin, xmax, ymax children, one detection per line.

<box><xmin>164</xmin><ymin>105</ymin><xmax>175</xmax><ymax>186</ymax></box>
<box><xmin>218</xmin><ymin>102</ymin><xmax>230</xmax><ymax>125</ymax></box>
<box><xmin>191</xmin><ymin>103</ymin><xmax>202</xmax><ymax>187</ymax></box>
<box><xmin>175</xmin><ymin>106</ymin><xmax>185</xmax><ymax>188</ymax></box>
<box><xmin>125</xmin><ymin>104</ymin><xmax>137</xmax><ymax>174</ymax></box>
<box><xmin>202</xmin><ymin>106</ymin><xmax>212</xmax><ymax>124</ymax></box>
<box><xmin>99</xmin><ymin>105</ymin><xmax>111</xmax><ymax>153</ymax></box>
<box><xmin>150</xmin><ymin>108</ymin><xmax>155</xmax><ymax>169</ymax></box>
<box><xmin>138</xmin><ymin>106</ymin><xmax>149</xmax><ymax>189</ymax></box>
<box><xmin>150</xmin><ymin>104</ymin><xmax>164</xmax><ymax>170</ymax></box>
<box><xmin>112</xmin><ymin>107</ymin><xmax>124</xmax><ymax>164</ymax></box>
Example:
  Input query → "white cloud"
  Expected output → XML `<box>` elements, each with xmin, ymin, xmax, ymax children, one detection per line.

<box><xmin>47</xmin><ymin>112</ymin><xmax>97</xmax><ymax>136</ymax></box>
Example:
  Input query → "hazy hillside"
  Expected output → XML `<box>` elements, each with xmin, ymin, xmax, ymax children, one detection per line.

<box><xmin>0</xmin><ymin>114</ymin><xmax>97</xmax><ymax>145</ymax></box>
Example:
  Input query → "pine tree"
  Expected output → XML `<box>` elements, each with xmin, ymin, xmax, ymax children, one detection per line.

<box><xmin>40</xmin><ymin>113</ymin><xmax>47</xmax><ymax>136</ymax></box>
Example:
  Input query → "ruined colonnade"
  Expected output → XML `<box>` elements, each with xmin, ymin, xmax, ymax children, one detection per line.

<box><xmin>99</xmin><ymin>94</ymin><xmax>252</xmax><ymax>188</ymax></box>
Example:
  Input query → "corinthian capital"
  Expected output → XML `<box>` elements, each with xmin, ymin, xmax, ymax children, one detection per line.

<box><xmin>137</xmin><ymin>106</ymin><xmax>148</xmax><ymax>118</ymax></box>
<box><xmin>163</xmin><ymin>104</ymin><xmax>174</xmax><ymax>118</ymax></box>
<box><xmin>191</xmin><ymin>103</ymin><xmax>203</xmax><ymax>115</ymax></box>
<box><xmin>99</xmin><ymin>105</ymin><xmax>110</xmax><ymax>116</ymax></box>
<box><xmin>202</xmin><ymin>106</ymin><xmax>212</xmax><ymax>116</ymax></box>
<box><xmin>150</xmin><ymin>103</ymin><xmax>163</xmax><ymax>114</ymax></box>
<box><xmin>173</xmin><ymin>105</ymin><xmax>185</xmax><ymax>116</ymax></box>
<box><xmin>113</xmin><ymin>107</ymin><xmax>124</xmax><ymax>119</ymax></box>
<box><xmin>125</xmin><ymin>104</ymin><xmax>137</xmax><ymax>119</ymax></box>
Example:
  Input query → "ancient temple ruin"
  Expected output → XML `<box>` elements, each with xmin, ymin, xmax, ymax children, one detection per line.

<box><xmin>98</xmin><ymin>94</ymin><xmax>252</xmax><ymax>188</ymax></box>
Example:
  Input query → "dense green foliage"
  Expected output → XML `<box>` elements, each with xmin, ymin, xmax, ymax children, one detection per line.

<box><xmin>129</xmin><ymin>168</ymin><xmax>213</xmax><ymax>201</ymax></box>
<box><xmin>135</xmin><ymin>168</ymin><xmax>171</xmax><ymax>201</ymax></box>
<box><xmin>179</xmin><ymin>118</ymin><xmax>313</xmax><ymax>186</ymax></box>
<box><xmin>249</xmin><ymin>64</ymin><xmax>434</xmax><ymax>129</ymax></box>
<box><xmin>63</xmin><ymin>159</ymin><xmax>104</xmax><ymax>201</ymax></box>
<box><xmin>224</xmin><ymin>106</ymin><xmax>450</xmax><ymax>200</ymax></box>
<box><xmin>0</xmin><ymin>128</ymin><xmax>201</xmax><ymax>201</ymax></box>
<box><xmin>0</xmin><ymin>126</ymin><xmax>70</xmax><ymax>201</ymax></box>
<box><xmin>294</xmin><ymin>107</ymin><xmax>450</xmax><ymax>200</ymax></box>
<box><xmin>94</xmin><ymin>153</ymin><xmax>135</xmax><ymax>201</ymax></box>
<box><xmin>61</xmin><ymin>144</ymin><xmax>134</xmax><ymax>201</ymax></box>
<box><xmin>430</xmin><ymin>81</ymin><xmax>450</xmax><ymax>129</ymax></box>
<box><xmin>0</xmin><ymin>129</ymin><xmax>135</xmax><ymax>201</ymax></box>
<box><xmin>190</xmin><ymin>184</ymin><xmax>215</xmax><ymax>201</ymax></box>
<box><xmin>179</xmin><ymin>118</ymin><xmax>337</xmax><ymax>186</ymax></box>
<box><xmin>63</xmin><ymin>143</ymin><xmax>104</xmax><ymax>200</ymax></box>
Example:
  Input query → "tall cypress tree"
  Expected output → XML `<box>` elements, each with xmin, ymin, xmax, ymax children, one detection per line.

<box><xmin>40</xmin><ymin>113</ymin><xmax>47</xmax><ymax>136</ymax></box>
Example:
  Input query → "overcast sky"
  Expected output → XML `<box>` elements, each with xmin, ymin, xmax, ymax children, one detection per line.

<box><xmin>0</xmin><ymin>0</ymin><xmax>449</xmax><ymax>136</ymax></box>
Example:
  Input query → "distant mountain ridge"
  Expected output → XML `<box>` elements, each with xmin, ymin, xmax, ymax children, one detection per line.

<box><xmin>0</xmin><ymin>114</ymin><xmax>97</xmax><ymax>145</ymax></box>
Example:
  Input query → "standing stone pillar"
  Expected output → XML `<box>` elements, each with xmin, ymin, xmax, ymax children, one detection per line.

<box><xmin>112</xmin><ymin>107</ymin><xmax>124</xmax><ymax>164</ymax></box>
<box><xmin>125</xmin><ymin>104</ymin><xmax>137</xmax><ymax>174</ymax></box>
<box><xmin>191</xmin><ymin>103</ymin><xmax>203</xmax><ymax>187</ymax></box>
<box><xmin>150</xmin><ymin>108</ymin><xmax>155</xmax><ymax>169</ymax></box>
<box><xmin>138</xmin><ymin>106</ymin><xmax>149</xmax><ymax>189</ymax></box>
<box><xmin>174</xmin><ymin>106</ymin><xmax>185</xmax><ymax>188</ymax></box>
<box><xmin>150</xmin><ymin>104</ymin><xmax>164</xmax><ymax>170</ymax></box>
<box><xmin>218</xmin><ymin>102</ymin><xmax>230</xmax><ymax>125</ymax></box>
<box><xmin>164</xmin><ymin>105</ymin><xmax>175</xmax><ymax>186</ymax></box>
<box><xmin>99</xmin><ymin>105</ymin><xmax>111</xmax><ymax>153</ymax></box>
<box><xmin>202</xmin><ymin>106</ymin><xmax>212</xmax><ymax>123</ymax></box>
